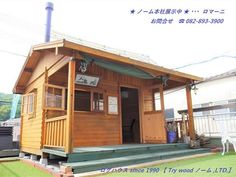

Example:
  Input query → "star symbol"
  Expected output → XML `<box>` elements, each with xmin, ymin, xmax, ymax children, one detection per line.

<box><xmin>130</xmin><ymin>9</ymin><xmax>135</xmax><ymax>14</ymax></box>
<box><xmin>185</xmin><ymin>9</ymin><xmax>189</xmax><ymax>14</ymax></box>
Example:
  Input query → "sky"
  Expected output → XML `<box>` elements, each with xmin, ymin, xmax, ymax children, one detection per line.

<box><xmin>0</xmin><ymin>0</ymin><xmax>235</xmax><ymax>94</ymax></box>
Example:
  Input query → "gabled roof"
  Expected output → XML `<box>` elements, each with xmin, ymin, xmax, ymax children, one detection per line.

<box><xmin>13</xmin><ymin>39</ymin><xmax>202</xmax><ymax>93</ymax></box>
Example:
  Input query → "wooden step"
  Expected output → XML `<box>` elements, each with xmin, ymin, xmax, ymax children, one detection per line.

<box><xmin>63</xmin><ymin>148</ymin><xmax>210</xmax><ymax>174</ymax></box>
<box><xmin>67</xmin><ymin>143</ymin><xmax>189</xmax><ymax>162</ymax></box>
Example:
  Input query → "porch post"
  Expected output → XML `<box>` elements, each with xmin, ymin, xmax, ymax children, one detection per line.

<box><xmin>160</xmin><ymin>84</ymin><xmax>167</xmax><ymax>143</ymax></box>
<box><xmin>185</xmin><ymin>85</ymin><xmax>195</xmax><ymax>140</ymax></box>
<box><xmin>159</xmin><ymin>84</ymin><xmax>165</xmax><ymax>111</ymax></box>
<box><xmin>65</xmin><ymin>58</ymin><xmax>76</xmax><ymax>153</ymax></box>
<box><xmin>41</xmin><ymin>67</ymin><xmax>48</xmax><ymax>149</ymax></box>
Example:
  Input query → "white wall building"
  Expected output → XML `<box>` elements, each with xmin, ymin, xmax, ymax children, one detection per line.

<box><xmin>165</xmin><ymin>68</ymin><xmax>236</xmax><ymax>118</ymax></box>
<box><xmin>164</xmin><ymin>68</ymin><xmax>236</xmax><ymax>137</ymax></box>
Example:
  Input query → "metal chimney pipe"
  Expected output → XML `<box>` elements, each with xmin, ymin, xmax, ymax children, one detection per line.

<box><xmin>45</xmin><ymin>2</ymin><xmax>54</xmax><ymax>42</ymax></box>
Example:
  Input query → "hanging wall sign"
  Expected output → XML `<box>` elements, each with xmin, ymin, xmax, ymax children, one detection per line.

<box><xmin>75</xmin><ymin>74</ymin><xmax>99</xmax><ymax>87</ymax></box>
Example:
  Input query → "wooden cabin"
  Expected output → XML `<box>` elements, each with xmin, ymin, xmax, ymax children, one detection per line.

<box><xmin>13</xmin><ymin>39</ymin><xmax>202</xmax><ymax>157</ymax></box>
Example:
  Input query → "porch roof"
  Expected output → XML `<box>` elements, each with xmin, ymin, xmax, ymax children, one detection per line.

<box><xmin>13</xmin><ymin>39</ymin><xmax>202</xmax><ymax>94</ymax></box>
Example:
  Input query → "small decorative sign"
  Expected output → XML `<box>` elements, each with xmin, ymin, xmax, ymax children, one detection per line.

<box><xmin>75</xmin><ymin>74</ymin><xmax>99</xmax><ymax>87</ymax></box>
<box><xmin>108</xmin><ymin>96</ymin><xmax>118</xmax><ymax>115</ymax></box>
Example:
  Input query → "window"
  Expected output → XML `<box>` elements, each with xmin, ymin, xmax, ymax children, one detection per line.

<box><xmin>154</xmin><ymin>91</ymin><xmax>161</xmax><ymax>111</ymax></box>
<box><xmin>28</xmin><ymin>94</ymin><xmax>34</xmax><ymax>113</ymax></box>
<box><xmin>93</xmin><ymin>92</ymin><xmax>104</xmax><ymax>111</ymax></box>
<box><xmin>143</xmin><ymin>88</ymin><xmax>162</xmax><ymax>112</ymax></box>
<box><xmin>65</xmin><ymin>89</ymin><xmax>104</xmax><ymax>112</ymax></box>
<box><xmin>22</xmin><ymin>93</ymin><xmax>35</xmax><ymax>115</ymax></box>
<box><xmin>22</xmin><ymin>95</ymin><xmax>28</xmax><ymax>114</ymax></box>
<box><xmin>143</xmin><ymin>89</ymin><xmax>153</xmax><ymax>112</ymax></box>
<box><xmin>45</xmin><ymin>86</ymin><xmax>64</xmax><ymax>109</ymax></box>
<box><xmin>74</xmin><ymin>90</ymin><xmax>91</xmax><ymax>111</ymax></box>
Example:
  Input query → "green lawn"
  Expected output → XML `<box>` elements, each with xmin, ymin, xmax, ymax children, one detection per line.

<box><xmin>0</xmin><ymin>161</ymin><xmax>53</xmax><ymax>177</ymax></box>
<box><xmin>101</xmin><ymin>153</ymin><xmax>236</xmax><ymax>177</ymax></box>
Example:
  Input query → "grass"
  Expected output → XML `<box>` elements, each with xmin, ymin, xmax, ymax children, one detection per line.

<box><xmin>0</xmin><ymin>161</ymin><xmax>53</xmax><ymax>177</ymax></box>
<box><xmin>101</xmin><ymin>153</ymin><xmax>236</xmax><ymax>177</ymax></box>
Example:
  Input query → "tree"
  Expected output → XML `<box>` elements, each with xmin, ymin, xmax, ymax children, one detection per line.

<box><xmin>0</xmin><ymin>92</ymin><xmax>21</xmax><ymax>121</ymax></box>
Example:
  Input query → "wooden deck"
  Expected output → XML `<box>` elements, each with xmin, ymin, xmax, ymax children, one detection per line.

<box><xmin>42</xmin><ymin>143</ymin><xmax>188</xmax><ymax>157</ymax></box>
<box><xmin>42</xmin><ymin>143</ymin><xmax>210</xmax><ymax>174</ymax></box>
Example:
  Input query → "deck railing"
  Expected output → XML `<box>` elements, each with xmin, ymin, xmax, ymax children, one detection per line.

<box><xmin>44</xmin><ymin>115</ymin><xmax>66</xmax><ymax>148</ymax></box>
<box><xmin>194</xmin><ymin>112</ymin><xmax>236</xmax><ymax>137</ymax></box>
<box><xmin>167</xmin><ymin>112</ymin><xmax>236</xmax><ymax>139</ymax></box>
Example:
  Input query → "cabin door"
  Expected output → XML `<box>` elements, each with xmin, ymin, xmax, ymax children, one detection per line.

<box><xmin>121</xmin><ymin>87</ymin><xmax>141</xmax><ymax>143</ymax></box>
<box><xmin>142</xmin><ymin>87</ymin><xmax>167</xmax><ymax>143</ymax></box>
<box><xmin>142</xmin><ymin>112</ymin><xmax>166</xmax><ymax>143</ymax></box>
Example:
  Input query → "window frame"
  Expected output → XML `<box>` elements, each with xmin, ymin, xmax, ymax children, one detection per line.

<box><xmin>153</xmin><ymin>88</ymin><xmax>162</xmax><ymax>111</ymax></box>
<box><xmin>143</xmin><ymin>87</ymin><xmax>163</xmax><ymax>113</ymax></box>
<box><xmin>27</xmin><ymin>94</ymin><xmax>35</xmax><ymax>114</ymax></box>
<box><xmin>44</xmin><ymin>84</ymin><xmax>106</xmax><ymax>113</ymax></box>
<box><xmin>21</xmin><ymin>95</ymin><xmax>28</xmax><ymax>115</ymax></box>
<box><xmin>92</xmin><ymin>91</ymin><xmax>104</xmax><ymax>112</ymax></box>
<box><xmin>73</xmin><ymin>88</ymin><xmax>105</xmax><ymax>113</ymax></box>
<box><xmin>21</xmin><ymin>91</ymin><xmax>36</xmax><ymax>118</ymax></box>
<box><xmin>74</xmin><ymin>89</ymin><xmax>91</xmax><ymax>112</ymax></box>
<box><xmin>44</xmin><ymin>84</ymin><xmax>65</xmax><ymax>111</ymax></box>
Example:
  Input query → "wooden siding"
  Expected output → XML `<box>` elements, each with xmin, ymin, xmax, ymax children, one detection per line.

<box><xmin>21</xmin><ymin>75</ymin><xmax>44</xmax><ymax>155</ymax></box>
<box><xmin>21</xmin><ymin>52</ymin><xmax>64</xmax><ymax>155</ymax></box>
<box><xmin>48</xmin><ymin>62</ymin><xmax>167</xmax><ymax>147</ymax></box>
<box><xmin>21</xmin><ymin>53</ymin><xmax>168</xmax><ymax>153</ymax></box>
<box><xmin>49</xmin><ymin>61</ymin><xmax>153</xmax><ymax>88</ymax></box>
<box><xmin>47</xmin><ymin>110</ymin><xmax>66</xmax><ymax>118</ymax></box>
<box><xmin>73</xmin><ymin>63</ymin><xmax>122</xmax><ymax>147</ymax></box>
<box><xmin>73</xmin><ymin>112</ymin><xmax>120</xmax><ymax>146</ymax></box>
<box><xmin>27</xmin><ymin>51</ymin><xmax>64</xmax><ymax>87</ymax></box>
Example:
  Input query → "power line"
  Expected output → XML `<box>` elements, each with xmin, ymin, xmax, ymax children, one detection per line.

<box><xmin>50</xmin><ymin>30</ymin><xmax>236</xmax><ymax>70</ymax></box>
<box><xmin>0</xmin><ymin>49</ymin><xmax>27</xmax><ymax>57</ymax></box>
<box><xmin>0</xmin><ymin>10</ymin><xmax>235</xmax><ymax>100</ymax></box>
<box><xmin>0</xmin><ymin>12</ymin><xmax>45</xmax><ymax>34</ymax></box>
<box><xmin>1</xmin><ymin>11</ymin><xmax>236</xmax><ymax>72</ymax></box>
<box><xmin>173</xmin><ymin>55</ymin><xmax>236</xmax><ymax>70</ymax></box>
<box><xmin>0</xmin><ymin>29</ymin><xmax>40</xmax><ymax>44</ymax></box>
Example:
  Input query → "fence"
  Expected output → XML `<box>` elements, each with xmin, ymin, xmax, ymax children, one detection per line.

<box><xmin>194</xmin><ymin>112</ymin><xmax>236</xmax><ymax>137</ymax></box>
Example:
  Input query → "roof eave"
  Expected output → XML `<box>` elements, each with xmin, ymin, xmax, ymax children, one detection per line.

<box><xmin>63</xmin><ymin>40</ymin><xmax>202</xmax><ymax>82</ymax></box>
<box><xmin>13</xmin><ymin>39</ymin><xmax>202</xmax><ymax>94</ymax></box>
<box><xmin>32</xmin><ymin>39</ymin><xmax>65</xmax><ymax>51</ymax></box>
<box><xmin>13</xmin><ymin>48</ymin><xmax>33</xmax><ymax>94</ymax></box>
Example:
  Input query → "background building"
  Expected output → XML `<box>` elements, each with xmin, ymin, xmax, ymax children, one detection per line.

<box><xmin>165</xmin><ymin>68</ymin><xmax>236</xmax><ymax>137</ymax></box>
